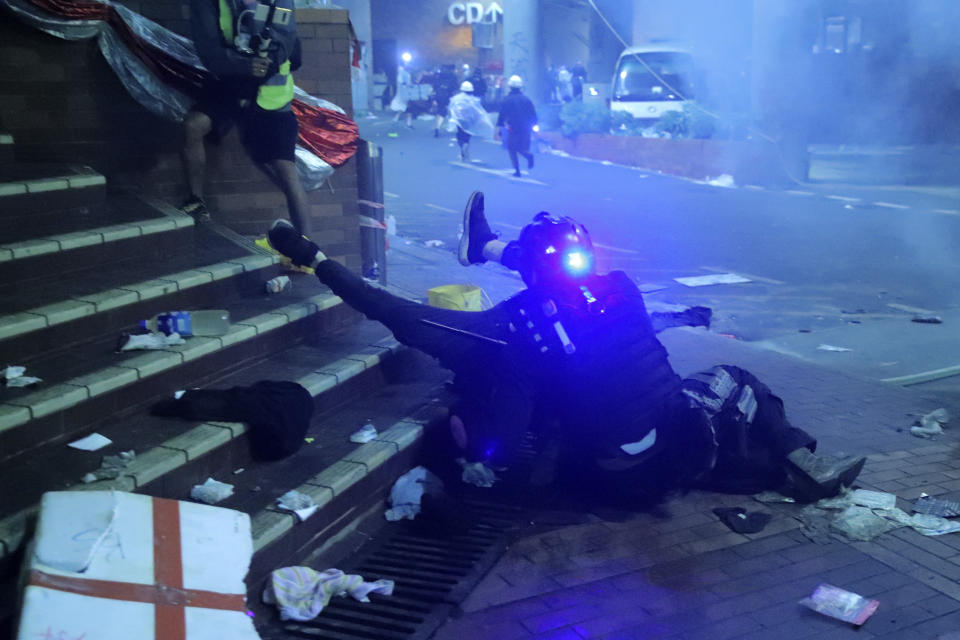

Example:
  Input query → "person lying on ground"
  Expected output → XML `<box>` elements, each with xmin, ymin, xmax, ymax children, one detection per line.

<box><xmin>267</xmin><ymin>191</ymin><xmax>865</xmax><ymax>506</ymax></box>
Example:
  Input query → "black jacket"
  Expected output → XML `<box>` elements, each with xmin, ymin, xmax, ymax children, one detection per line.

<box><xmin>496</xmin><ymin>89</ymin><xmax>537</xmax><ymax>130</ymax></box>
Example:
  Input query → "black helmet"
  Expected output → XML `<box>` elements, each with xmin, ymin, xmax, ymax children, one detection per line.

<box><xmin>516</xmin><ymin>212</ymin><xmax>595</xmax><ymax>287</ymax></box>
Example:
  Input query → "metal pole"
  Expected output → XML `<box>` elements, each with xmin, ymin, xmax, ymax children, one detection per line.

<box><xmin>356</xmin><ymin>139</ymin><xmax>387</xmax><ymax>284</ymax></box>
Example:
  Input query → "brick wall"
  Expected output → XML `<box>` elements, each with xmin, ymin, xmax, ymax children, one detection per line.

<box><xmin>0</xmin><ymin>3</ymin><xmax>361</xmax><ymax>268</ymax></box>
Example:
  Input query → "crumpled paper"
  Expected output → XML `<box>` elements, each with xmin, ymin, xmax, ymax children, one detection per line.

<box><xmin>349</xmin><ymin>423</ymin><xmax>378</xmax><ymax>444</ymax></box>
<box><xmin>82</xmin><ymin>450</ymin><xmax>136</xmax><ymax>483</ymax></box>
<box><xmin>2</xmin><ymin>365</ymin><xmax>42</xmax><ymax>387</ymax></box>
<box><xmin>119</xmin><ymin>332</ymin><xmax>185</xmax><ymax>351</ymax></box>
<box><xmin>262</xmin><ymin>567</ymin><xmax>394</xmax><ymax>621</ymax></box>
<box><xmin>190</xmin><ymin>477</ymin><xmax>234</xmax><ymax>504</ymax></box>
<box><xmin>806</xmin><ymin>489</ymin><xmax>960</xmax><ymax>541</ymax></box>
<box><xmin>910</xmin><ymin>408</ymin><xmax>949</xmax><ymax>438</ymax></box>
<box><xmin>385</xmin><ymin>466</ymin><xmax>444</xmax><ymax>521</ymax></box>
<box><xmin>277</xmin><ymin>489</ymin><xmax>318</xmax><ymax>521</ymax></box>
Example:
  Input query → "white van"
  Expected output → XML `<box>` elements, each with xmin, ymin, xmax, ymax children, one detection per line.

<box><xmin>610</xmin><ymin>46</ymin><xmax>696</xmax><ymax>122</ymax></box>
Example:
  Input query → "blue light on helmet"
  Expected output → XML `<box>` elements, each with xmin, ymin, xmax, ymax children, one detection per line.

<box><xmin>563</xmin><ymin>249</ymin><xmax>593</xmax><ymax>276</ymax></box>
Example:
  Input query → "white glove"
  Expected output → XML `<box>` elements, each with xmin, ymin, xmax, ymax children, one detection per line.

<box><xmin>457</xmin><ymin>458</ymin><xmax>497</xmax><ymax>488</ymax></box>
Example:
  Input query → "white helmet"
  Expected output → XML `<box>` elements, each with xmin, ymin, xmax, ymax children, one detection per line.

<box><xmin>460</xmin><ymin>80</ymin><xmax>474</xmax><ymax>93</ymax></box>
<box><xmin>507</xmin><ymin>75</ymin><xmax>523</xmax><ymax>88</ymax></box>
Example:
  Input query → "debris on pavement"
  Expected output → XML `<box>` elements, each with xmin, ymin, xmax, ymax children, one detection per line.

<box><xmin>424</xmin><ymin>239</ymin><xmax>444</xmax><ymax>248</ymax></box>
<box><xmin>385</xmin><ymin>466</ymin><xmax>445</xmax><ymax>521</ymax></box>
<box><xmin>910</xmin><ymin>408</ymin><xmax>949</xmax><ymax>438</ymax></box>
<box><xmin>914</xmin><ymin>495</ymin><xmax>960</xmax><ymax>518</ymax></box>
<box><xmin>2</xmin><ymin>365</ymin><xmax>42</xmax><ymax>387</ymax></box>
<box><xmin>277</xmin><ymin>489</ymin><xmax>318</xmax><ymax>521</ymax></box>
<box><xmin>118</xmin><ymin>331</ymin><xmax>185</xmax><ymax>351</ymax></box>
<box><xmin>262</xmin><ymin>567</ymin><xmax>394</xmax><ymax>622</ymax></box>
<box><xmin>912</xmin><ymin>315</ymin><xmax>943</xmax><ymax>324</ymax></box>
<box><xmin>817</xmin><ymin>344</ymin><xmax>853</xmax><ymax>352</ymax></box>
<box><xmin>754</xmin><ymin>491</ymin><xmax>796</xmax><ymax>504</ymax></box>
<box><xmin>190</xmin><ymin>477</ymin><xmax>235</xmax><ymax>504</ymax></box>
<box><xmin>674</xmin><ymin>273</ymin><xmax>751</xmax><ymax>287</ymax></box>
<box><xmin>800</xmin><ymin>583</ymin><xmax>879</xmax><ymax>626</ymax></box>
<box><xmin>706</xmin><ymin>174</ymin><xmax>735</xmax><ymax>188</ymax></box>
<box><xmin>712</xmin><ymin>507</ymin><xmax>772</xmax><ymax>534</ymax></box>
<box><xmin>68</xmin><ymin>432</ymin><xmax>113</xmax><ymax>451</ymax></box>
<box><xmin>349</xmin><ymin>423</ymin><xmax>378</xmax><ymax>443</ymax></box>
<box><xmin>81</xmin><ymin>450</ymin><xmax>135</xmax><ymax>483</ymax></box>
<box><xmin>265</xmin><ymin>275</ymin><xmax>291</xmax><ymax>294</ymax></box>
<box><xmin>803</xmin><ymin>488</ymin><xmax>960</xmax><ymax>541</ymax></box>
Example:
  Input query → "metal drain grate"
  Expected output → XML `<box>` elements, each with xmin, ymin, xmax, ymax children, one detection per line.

<box><xmin>266</xmin><ymin>439</ymin><xmax>540</xmax><ymax>640</ymax></box>
<box><xmin>274</xmin><ymin>499</ymin><xmax>523</xmax><ymax>640</ymax></box>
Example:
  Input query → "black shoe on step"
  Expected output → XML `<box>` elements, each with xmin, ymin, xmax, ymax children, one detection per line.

<box><xmin>268</xmin><ymin>219</ymin><xmax>319</xmax><ymax>267</ymax></box>
<box><xmin>458</xmin><ymin>191</ymin><xmax>496</xmax><ymax>266</ymax></box>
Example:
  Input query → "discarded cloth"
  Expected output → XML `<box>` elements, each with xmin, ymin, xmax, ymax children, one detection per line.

<box><xmin>151</xmin><ymin>380</ymin><xmax>313</xmax><ymax>460</ymax></box>
<box><xmin>385</xmin><ymin>466</ymin><xmax>445</xmax><ymax>521</ymax></box>
<box><xmin>262</xmin><ymin>567</ymin><xmax>394</xmax><ymax>621</ymax></box>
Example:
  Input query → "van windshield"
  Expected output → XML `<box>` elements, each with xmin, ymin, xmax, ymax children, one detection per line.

<box><xmin>613</xmin><ymin>52</ymin><xmax>694</xmax><ymax>102</ymax></box>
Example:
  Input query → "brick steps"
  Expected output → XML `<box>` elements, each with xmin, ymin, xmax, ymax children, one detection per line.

<box><xmin>0</xmin><ymin>334</ymin><xmax>450</xmax><ymax>632</ymax></box>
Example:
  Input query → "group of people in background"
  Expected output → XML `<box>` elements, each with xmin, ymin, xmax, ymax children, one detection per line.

<box><xmin>545</xmin><ymin>61</ymin><xmax>587</xmax><ymax>103</ymax></box>
<box><xmin>388</xmin><ymin>61</ymin><xmax>538</xmax><ymax>178</ymax></box>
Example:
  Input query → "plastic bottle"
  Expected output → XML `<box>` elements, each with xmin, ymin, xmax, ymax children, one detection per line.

<box><xmin>140</xmin><ymin>310</ymin><xmax>230</xmax><ymax>337</ymax></box>
<box><xmin>265</xmin><ymin>275</ymin><xmax>291</xmax><ymax>294</ymax></box>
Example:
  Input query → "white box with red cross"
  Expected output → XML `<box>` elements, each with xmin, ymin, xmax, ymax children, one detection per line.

<box><xmin>16</xmin><ymin>491</ymin><xmax>260</xmax><ymax>640</ymax></box>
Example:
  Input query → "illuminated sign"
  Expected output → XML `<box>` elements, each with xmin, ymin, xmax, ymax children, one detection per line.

<box><xmin>447</xmin><ymin>2</ymin><xmax>502</xmax><ymax>25</ymax></box>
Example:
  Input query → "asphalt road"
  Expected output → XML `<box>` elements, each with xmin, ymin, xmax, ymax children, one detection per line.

<box><xmin>359</xmin><ymin>114</ymin><xmax>960</xmax><ymax>389</ymax></box>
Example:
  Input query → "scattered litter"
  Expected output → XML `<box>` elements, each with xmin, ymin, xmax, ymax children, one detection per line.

<box><xmin>848</xmin><ymin>489</ymin><xmax>897</xmax><ymax>510</ymax></box>
<box><xmin>754</xmin><ymin>491</ymin><xmax>796</xmax><ymax>504</ymax></box>
<box><xmin>387</xmin><ymin>132</ymin><xmax>398</xmax><ymax>138</ymax></box>
<box><xmin>263</xmin><ymin>567</ymin><xmax>394</xmax><ymax>622</ymax></box>
<box><xmin>424</xmin><ymin>239</ymin><xmax>444</xmax><ymax>248</ymax></box>
<box><xmin>832</xmin><ymin>505</ymin><xmax>899</xmax><ymax>541</ymax></box>
<box><xmin>385</xmin><ymin>466</ymin><xmax>445</xmax><ymax>521</ymax></box>
<box><xmin>911</xmin><ymin>408</ymin><xmax>949</xmax><ymax>438</ymax></box>
<box><xmin>817</xmin><ymin>344</ymin><xmax>853</xmax><ymax>352</ymax></box>
<box><xmin>277</xmin><ymin>490</ymin><xmax>318</xmax><ymax>521</ymax></box>
<box><xmin>798</xmin><ymin>505</ymin><xmax>835</xmax><ymax>544</ymax></box>
<box><xmin>233</xmin><ymin>468</ymin><xmax>245</xmax><ymax>475</ymax></box>
<box><xmin>304</xmin><ymin>437</ymin><xmax>315</xmax><ymax>444</ymax></box>
<box><xmin>914</xmin><ymin>495</ymin><xmax>960</xmax><ymax>518</ymax></box>
<box><xmin>265</xmin><ymin>275</ymin><xmax>291</xmax><ymax>294</ymax></box>
<box><xmin>912</xmin><ymin>315</ymin><xmax>943</xmax><ymax>324</ymax></box>
<box><xmin>800</xmin><ymin>584</ymin><xmax>879</xmax><ymax>626</ymax></box>
<box><xmin>81</xmin><ymin>450</ymin><xmax>135</xmax><ymax>483</ymax></box>
<box><xmin>350</xmin><ymin>423</ymin><xmax>378</xmax><ymax>444</ymax></box>
<box><xmin>68</xmin><ymin>432</ymin><xmax>113</xmax><ymax>451</ymax></box>
<box><xmin>118</xmin><ymin>331</ymin><xmax>185</xmax><ymax>351</ymax></box>
<box><xmin>712</xmin><ymin>507</ymin><xmax>771</xmax><ymax>534</ymax></box>
<box><xmin>706</xmin><ymin>174</ymin><xmax>735</xmax><ymax>188</ymax></box>
<box><xmin>2</xmin><ymin>365</ymin><xmax>42</xmax><ymax>387</ymax></box>
<box><xmin>844</xmin><ymin>204</ymin><xmax>854</xmax><ymax>209</ymax></box>
<box><xmin>674</xmin><ymin>273</ymin><xmax>751</xmax><ymax>287</ymax></box>
<box><xmin>190</xmin><ymin>477</ymin><xmax>234</xmax><ymax>504</ymax></box>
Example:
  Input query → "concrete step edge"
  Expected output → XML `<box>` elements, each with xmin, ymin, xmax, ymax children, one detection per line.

<box><xmin>0</xmin><ymin>334</ymin><xmax>406</xmax><ymax>562</ymax></box>
<box><xmin>0</xmin><ymin>292</ymin><xmax>343</xmax><ymax>436</ymax></box>
<box><xmin>0</xmin><ymin>164</ymin><xmax>105</xmax><ymax>198</ymax></box>
<box><xmin>0</xmin><ymin>204</ymin><xmax>194</xmax><ymax>265</ymax></box>
<box><xmin>0</xmin><ymin>252</ymin><xmax>282</xmax><ymax>343</ymax></box>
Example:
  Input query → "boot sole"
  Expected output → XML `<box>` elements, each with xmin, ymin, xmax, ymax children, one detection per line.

<box><xmin>458</xmin><ymin>191</ymin><xmax>483</xmax><ymax>266</ymax></box>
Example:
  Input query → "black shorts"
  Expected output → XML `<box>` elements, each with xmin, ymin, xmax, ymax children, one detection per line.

<box><xmin>194</xmin><ymin>83</ymin><xmax>299</xmax><ymax>164</ymax></box>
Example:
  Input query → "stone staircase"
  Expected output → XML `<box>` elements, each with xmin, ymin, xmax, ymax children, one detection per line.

<box><xmin>0</xmin><ymin>136</ymin><xmax>450</xmax><ymax>635</ymax></box>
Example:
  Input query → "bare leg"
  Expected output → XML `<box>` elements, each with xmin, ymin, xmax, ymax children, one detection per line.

<box><xmin>182</xmin><ymin>110</ymin><xmax>212</xmax><ymax>199</ymax></box>
<box><xmin>262</xmin><ymin>159</ymin><xmax>310</xmax><ymax>235</ymax></box>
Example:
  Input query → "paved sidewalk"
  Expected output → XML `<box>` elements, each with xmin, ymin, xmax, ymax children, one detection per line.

<box><xmin>381</xmin><ymin>237</ymin><xmax>960</xmax><ymax>639</ymax></box>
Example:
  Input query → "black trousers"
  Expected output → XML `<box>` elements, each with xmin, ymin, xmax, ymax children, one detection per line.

<box><xmin>314</xmin><ymin>260</ymin><xmax>535</xmax><ymax>464</ymax></box>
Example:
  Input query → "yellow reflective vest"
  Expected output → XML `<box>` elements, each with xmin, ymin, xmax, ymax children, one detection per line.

<box><xmin>217</xmin><ymin>0</ymin><xmax>294</xmax><ymax>111</ymax></box>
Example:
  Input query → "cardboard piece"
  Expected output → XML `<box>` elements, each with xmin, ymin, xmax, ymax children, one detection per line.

<box><xmin>17</xmin><ymin>491</ymin><xmax>259</xmax><ymax>640</ymax></box>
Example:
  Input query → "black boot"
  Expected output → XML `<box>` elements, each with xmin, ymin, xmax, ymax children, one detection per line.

<box><xmin>457</xmin><ymin>191</ymin><xmax>496</xmax><ymax>266</ymax></box>
<box><xmin>783</xmin><ymin>448</ymin><xmax>866</xmax><ymax>502</ymax></box>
